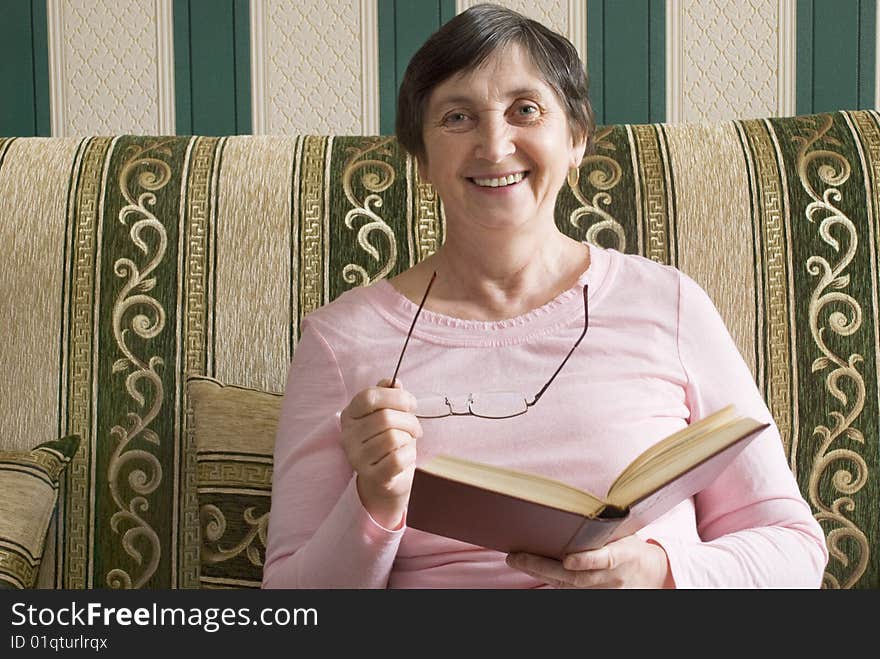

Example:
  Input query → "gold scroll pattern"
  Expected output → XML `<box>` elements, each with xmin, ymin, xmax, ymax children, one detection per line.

<box><xmin>340</xmin><ymin>137</ymin><xmax>398</xmax><ymax>286</ymax></box>
<box><xmin>66</xmin><ymin>137</ymin><xmax>113</xmax><ymax>588</ymax></box>
<box><xmin>200</xmin><ymin>504</ymin><xmax>268</xmax><ymax>568</ymax></box>
<box><xmin>741</xmin><ymin>121</ymin><xmax>794</xmax><ymax>458</ymax></box>
<box><xmin>196</xmin><ymin>456</ymin><xmax>271</xmax><ymax>571</ymax></box>
<box><xmin>567</xmin><ymin>127</ymin><xmax>626</xmax><ymax>250</ymax></box>
<box><xmin>107</xmin><ymin>140</ymin><xmax>175</xmax><ymax>588</ymax></box>
<box><xmin>795</xmin><ymin>114</ymin><xmax>868</xmax><ymax>588</ymax></box>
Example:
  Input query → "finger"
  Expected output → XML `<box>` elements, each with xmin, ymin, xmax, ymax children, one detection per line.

<box><xmin>360</xmin><ymin>429</ymin><xmax>415</xmax><ymax>466</ymax></box>
<box><xmin>506</xmin><ymin>553</ymin><xmax>570</xmax><ymax>583</ymax></box>
<box><xmin>562</xmin><ymin>545</ymin><xmax>615</xmax><ymax>572</ymax></box>
<box><xmin>346</xmin><ymin>408</ymin><xmax>423</xmax><ymax>443</ymax></box>
<box><xmin>344</xmin><ymin>386</ymin><xmax>418</xmax><ymax>421</ymax></box>
<box><xmin>370</xmin><ymin>442</ymin><xmax>417</xmax><ymax>482</ymax></box>
<box><xmin>508</xmin><ymin>553</ymin><xmax>608</xmax><ymax>589</ymax></box>
<box><xmin>505</xmin><ymin>555</ymin><xmax>571</xmax><ymax>588</ymax></box>
<box><xmin>376</xmin><ymin>378</ymin><xmax>402</xmax><ymax>389</ymax></box>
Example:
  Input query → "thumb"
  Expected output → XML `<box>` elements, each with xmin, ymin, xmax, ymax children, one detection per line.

<box><xmin>377</xmin><ymin>377</ymin><xmax>403</xmax><ymax>389</ymax></box>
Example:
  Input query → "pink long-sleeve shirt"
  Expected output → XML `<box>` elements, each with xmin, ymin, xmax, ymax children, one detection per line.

<box><xmin>263</xmin><ymin>244</ymin><xmax>829</xmax><ymax>588</ymax></box>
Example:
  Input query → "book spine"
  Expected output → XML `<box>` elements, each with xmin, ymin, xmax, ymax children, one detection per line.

<box><xmin>561</xmin><ymin>516</ymin><xmax>623</xmax><ymax>556</ymax></box>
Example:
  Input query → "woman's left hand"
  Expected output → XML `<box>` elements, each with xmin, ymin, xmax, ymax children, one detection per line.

<box><xmin>506</xmin><ymin>535</ymin><xmax>674</xmax><ymax>588</ymax></box>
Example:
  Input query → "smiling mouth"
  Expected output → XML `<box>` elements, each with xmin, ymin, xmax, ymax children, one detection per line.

<box><xmin>469</xmin><ymin>171</ymin><xmax>529</xmax><ymax>188</ymax></box>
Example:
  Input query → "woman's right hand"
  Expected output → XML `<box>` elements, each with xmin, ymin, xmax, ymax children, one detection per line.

<box><xmin>338</xmin><ymin>378</ymin><xmax>422</xmax><ymax>529</ymax></box>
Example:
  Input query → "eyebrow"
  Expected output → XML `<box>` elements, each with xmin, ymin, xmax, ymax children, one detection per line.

<box><xmin>432</xmin><ymin>87</ymin><xmax>546</xmax><ymax>108</ymax></box>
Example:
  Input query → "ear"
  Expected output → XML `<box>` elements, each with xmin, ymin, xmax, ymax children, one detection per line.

<box><xmin>569</xmin><ymin>133</ymin><xmax>588</xmax><ymax>170</ymax></box>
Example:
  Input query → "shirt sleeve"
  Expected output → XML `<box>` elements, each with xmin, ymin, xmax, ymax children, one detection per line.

<box><xmin>261</xmin><ymin>318</ymin><xmax>405</xmax><ymax>588</ymax></box>
<box><xmin>644</xmin><ymin>272</ymin><xmax>829</xmax><ymax>588</ymax></box>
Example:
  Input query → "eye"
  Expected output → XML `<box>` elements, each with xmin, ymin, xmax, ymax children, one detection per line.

<box><xmin>441</xmin><ymin>111</ymin><xmax>472</xmax><ymax>127</ymax></box>
<box><xmin>511</xmin><ymin>102</ymin><xmax>541</xmax><ymax>123</ymax></box>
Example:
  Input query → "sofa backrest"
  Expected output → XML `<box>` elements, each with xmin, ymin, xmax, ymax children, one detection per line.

<box><xmin>0</xmin><ymin>111</ymin><xmax>877</xmax><ymax>589</ymax></box>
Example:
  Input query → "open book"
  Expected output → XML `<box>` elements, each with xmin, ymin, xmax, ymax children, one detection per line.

<box><xmin>407</xmin><ymin>406</ymin><xmax>769</xmax><ymax>559</ymax></box>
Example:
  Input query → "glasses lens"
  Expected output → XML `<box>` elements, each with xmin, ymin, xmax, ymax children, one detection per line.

<box><xmin>414</xmin><ymin>393</ymin><xmax>451</xmax><ymax>419</ymax></box>
<box><xmin>469</xmin><ymin>392</ymin><xmax>528</xmax><ymax>419</ymax></box>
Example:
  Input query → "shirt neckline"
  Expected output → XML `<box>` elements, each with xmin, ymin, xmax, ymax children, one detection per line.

<box><xmin>365</xmin><ymin>243</ymin><xmax>615</xmax><ymax>346</ymax></box>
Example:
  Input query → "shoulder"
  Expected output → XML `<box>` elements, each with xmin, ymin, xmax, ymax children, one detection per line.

<box><xmin>604</xmin><ymin>249</ymin><xmax>716</xmax><ymax>306</ymax></box>
<box><xmin>302</xmin><ymin>282</ymin><xmax>385</xmax><ymax>333</ymax></box>
<box><xmin>597</xmin><ymin>248</ymin><xmax>685</xmax><ymax>314</ymax></box>
<box><xmin>299</xmin><ymin>280</ymin><xmax>409</xmax><ymax>352</ymax></box>
<box><xmin>605</xmin><ymin>248</ymin><xmax>681</xmax><ymax>289</ymax></box>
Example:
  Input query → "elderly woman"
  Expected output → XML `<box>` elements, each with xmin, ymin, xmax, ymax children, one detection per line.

<box><xmin>263</xmin><ymin>3</ymin><xmax>828</xmax><ymax>588</ymax></box>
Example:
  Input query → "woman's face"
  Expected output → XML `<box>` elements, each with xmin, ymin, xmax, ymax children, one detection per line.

<box><xmin>419</xmin><ymin>44</ymin><xmax>586</xmax><ymax>234</ymax></box>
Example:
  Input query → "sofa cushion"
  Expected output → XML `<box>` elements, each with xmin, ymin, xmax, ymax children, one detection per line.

<box><xmin>0</xmin><ymin>435</ymin><xmax>80</xmax><ymax>588</ymax></box>
<box><xmin>186</xmin><ymin>376</ymin><xmax>281</xmax><ymax>588</ymax></box>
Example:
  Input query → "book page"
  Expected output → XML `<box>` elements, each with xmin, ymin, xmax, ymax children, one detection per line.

<box><xmin>608</xmin><ymin>406</ymin><xmax>737</xmax><ymax>492</ymax></box>
<box><xmin>606</xmin><ymin>414</ymin><xmax>767</xmax><ymax>508</ymax></box>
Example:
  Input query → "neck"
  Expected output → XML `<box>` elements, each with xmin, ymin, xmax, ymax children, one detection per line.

<box><xmin>426</xmin><ymin>223</ymin><xmax>589</xmax><ymax>320</ymax></box>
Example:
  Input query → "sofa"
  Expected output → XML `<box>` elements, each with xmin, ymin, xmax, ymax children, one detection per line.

<box><xmin>0</xmin><ymin>111</ymin><xmax>877</xmax><ymax>589</ymax></box>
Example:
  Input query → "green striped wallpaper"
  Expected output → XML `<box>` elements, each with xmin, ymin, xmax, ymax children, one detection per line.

<box><xmin>797</xmin><ymin>0</ymin><xmax>876</xmax><ymax>114</ymax></box>
<box><xmin>173</xmin><ymin>0</ymin><xmax>251</xmax><ymax>136</ymax></box>
<box><xmin>0</xmin><ymin>2</ymin><xmax>878</xmax><ymax>139</ymax></box>
<box><xmin>587</xmin><ymin>0</ymin><xmax>666</xmax><ymax>125</ymax></box>
<box><xmin>378</xmin><ymin>0</ymin><xmax>456</xmax><ymax>136</ymax></box>
<box><xmin>379</xmin><ymin>0</ymin><xmax>664</xmax><ymax>131</ymax></box>
<box><xmin>0</xmin><ymin>0</ymin><xmax>49</xmax><ymax>137</ymax></box>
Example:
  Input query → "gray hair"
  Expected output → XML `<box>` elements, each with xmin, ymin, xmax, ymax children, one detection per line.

<box><xmin>395</xmin><ymin>3</ymin><xmax>595</xmax><ymax>161</ymax></box>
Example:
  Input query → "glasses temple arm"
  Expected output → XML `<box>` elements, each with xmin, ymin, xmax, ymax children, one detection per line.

<box><xmin>528</xmin><ymin>284</ymin><xmax>589</xmax><ymax>406</ymax></box>
<box><xmin>390</xmin><ymin>271</ymin><xmax>437</xmax><ymax>387</ymax></box>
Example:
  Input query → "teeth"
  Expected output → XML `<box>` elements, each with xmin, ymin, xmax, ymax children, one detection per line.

<box><xmin>473</xmin><ymin>172</ymin><xmax>525</xmax><ymax>187</ymax></box>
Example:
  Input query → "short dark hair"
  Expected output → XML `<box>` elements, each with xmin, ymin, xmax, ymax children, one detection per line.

<box><xmin>395</xmin><ymin>3</ymin><xmax>595</xmax><ymax>161</ymax></box>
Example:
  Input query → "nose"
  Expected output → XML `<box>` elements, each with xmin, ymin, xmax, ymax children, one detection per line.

<box><xmin>474</xmin><ymin>113</ymin><xmax>515</xmax><ymax>163</ymax></box>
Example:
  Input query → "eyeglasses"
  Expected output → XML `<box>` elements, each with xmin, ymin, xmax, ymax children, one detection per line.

<box><xmin>390</xmin><ymin>272</ymin><xmax>589</xmax><ymax>419</ymax></box>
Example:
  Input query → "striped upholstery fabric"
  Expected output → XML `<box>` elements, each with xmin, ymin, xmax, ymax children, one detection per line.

<box><xmin>0</xmin><ymin>111</ymin><xmax>876</xmax><ymax>589</ymax></box>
